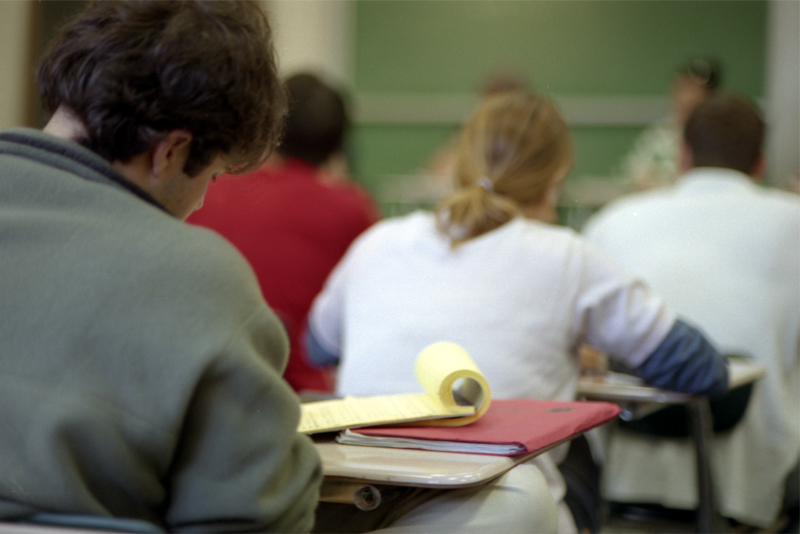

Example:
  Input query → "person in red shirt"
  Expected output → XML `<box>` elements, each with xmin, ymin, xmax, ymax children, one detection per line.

<box><xmin>188</xmin><ymin>73</ymin><xmax>379</xmax><ymax>393</ymax></box>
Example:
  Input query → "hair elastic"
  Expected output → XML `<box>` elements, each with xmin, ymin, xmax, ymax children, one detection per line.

<box><xmin>476</xmin><ymin>176</ymin><xmax>493</xmax><ymax>192</ymax></box>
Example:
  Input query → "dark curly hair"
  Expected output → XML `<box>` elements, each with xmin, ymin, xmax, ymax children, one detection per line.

<box><xmin>36</xmin><ymin>0</ymin><xmax>286</xmax><ymax>177</ymax></box>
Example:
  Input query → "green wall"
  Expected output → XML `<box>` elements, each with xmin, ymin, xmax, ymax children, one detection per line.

<box><xmin>348</xmin><ymin>0</ymin><xmax>768</xmax><ymax>214</ymax></box>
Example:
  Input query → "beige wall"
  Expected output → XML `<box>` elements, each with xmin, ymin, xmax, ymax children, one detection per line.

<box><xmin>0</xmin><ymin>1</ymin><xmax>35</xmax><ymax>130</ymax></box>
<box><xmin>265</xmin><ymin>0</ymin><xmax>354</xmax><ymax>89</ymax></box>
<box><xmin>765</xmin><ymin>0</ymin><xmax>800</xmax><ymax>190</ymax></box>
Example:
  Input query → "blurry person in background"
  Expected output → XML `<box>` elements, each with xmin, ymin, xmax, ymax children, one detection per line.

<box><xmin>585</xmin><ymin>93</ymin><xmax>799</xmax><ymax>531</ymax></box>
<box><xmin>307</xmin><ymin>90</ymin><xmax>730</xmax><ymax>533</ymax></box>
<box><xmin>618</xmin><ymin>58</ymin><xmax>722</xmax><ymax>191</ymax></box>
<box><xmin>188</xmin><ymin>72</ymin><xmax>379</xmax><ymax>394</ymax></box>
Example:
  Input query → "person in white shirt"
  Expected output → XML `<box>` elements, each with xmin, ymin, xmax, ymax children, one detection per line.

<box><xmin>307</xmin><ymin>90</ymin><xmax>730</xmax><ymax>533</ymax></box>
<box><xmin>583</xmin><ymin>93</ymin><xmax>799</xmax><ymax>530</ymax></box>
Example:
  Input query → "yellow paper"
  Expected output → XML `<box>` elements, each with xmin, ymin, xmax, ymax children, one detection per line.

<box><xmin>411</xmin><ymin>341</ymin><xmax>491</xmax><ymax>426</ymax></box>
<box><xmin>298</xmin><ymin>341</ymin><xmax>492</xmax><ymax>434</ymax></box>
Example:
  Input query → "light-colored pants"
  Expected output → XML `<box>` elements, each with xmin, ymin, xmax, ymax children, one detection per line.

<box><xmin>376</xmin><ymin>455</ymin><xmax>569</xmax><ymax>533</ymax></box>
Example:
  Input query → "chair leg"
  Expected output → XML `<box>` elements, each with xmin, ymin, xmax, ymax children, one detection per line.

<box><xmin>688</xmin><ymin>397</ymin><xmax>726</xmax><ymax>533</ymax></box>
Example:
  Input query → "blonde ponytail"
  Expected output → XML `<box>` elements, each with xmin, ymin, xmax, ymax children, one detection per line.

<box><xmin>435</xmin><ymin>180</ymin><xmax>519</xmax><ymax>248</ymax></box>
<box><xmin>435</xmin><ymin>90</ymin><xmax>573</xmax><ymax>248</ymax></box>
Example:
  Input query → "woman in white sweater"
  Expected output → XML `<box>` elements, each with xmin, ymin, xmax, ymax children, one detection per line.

<box><xmin>308</xmin><ymin>90</ymin><xmax>729</xmax><ymax>533</ymax></box>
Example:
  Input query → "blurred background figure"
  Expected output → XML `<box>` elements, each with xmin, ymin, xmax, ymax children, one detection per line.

<box><xmin>307</xmin><ymin>90</ymin><xmax>730</xmax><ymax>534</ymax></box>
<box><xmin>584</xmin><ymin>92</ymin><xmax>799</xmax><ymax>531</ymax></box>
<box><xmin>617</xmin><ymin>58</ymin><xmax>722</xmax><ymax>191</ymax></box>
<box><xmin>188</xmin><ymin>72</ymin><xmax>379</xmax><ymax>394</ymax></box>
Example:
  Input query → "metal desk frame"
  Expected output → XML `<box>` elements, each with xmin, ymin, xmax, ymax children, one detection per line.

<box><xmin>577</xmin><ymin>360</ymin><xmax>765</xmax><ymax>533</ymax></box>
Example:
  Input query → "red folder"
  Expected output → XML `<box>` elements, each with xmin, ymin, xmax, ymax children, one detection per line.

<box><xmin>338</xmin><ymin>398</ymin><xmax>620</xmax><ymax>456</ymax></box>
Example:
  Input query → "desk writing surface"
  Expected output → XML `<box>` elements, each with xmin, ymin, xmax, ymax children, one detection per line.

<box><xmin>314</xmin><ymin>398</ymin><xmax>618</xmax><ymax>489</ymax></box>
<box><xmin>316</xmin><ymin>441</ymin><xmax>516</xmax><ymax>488</ymax></box>
<box><xmin>575</xmin><ymin>359</ymin><xmax>764</xmax><ymax>534</ymax></box>
<box><xmin>577</xmin><ymin>359</ymin><xmax>765</xmax><ymax>403</ymax></box>
<box><xmin>726</xmin><ymin>359</ymin><xmax>766</xmax><ymax>388</ymax></box>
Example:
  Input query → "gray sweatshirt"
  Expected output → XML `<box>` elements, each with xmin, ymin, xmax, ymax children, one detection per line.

<box><xmin>0</xmin><ymin>128</ymin><xmax>322</xmax><ymax>532</ymax></box>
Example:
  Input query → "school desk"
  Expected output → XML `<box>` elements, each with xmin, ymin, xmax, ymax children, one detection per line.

<box><xmin>312</xmin><ymin>399</ymin><xmax>621</xmax><ymax>515</ymax></box>
<box><xmin>577</xmin><ymin>358</ymin><xmax>765</xmax><ymax>533</ymax></box>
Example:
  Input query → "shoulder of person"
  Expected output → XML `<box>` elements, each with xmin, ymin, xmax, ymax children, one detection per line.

<box><xmin>755</xmin><ymin>184</ymin><xmax>800</xmax><ymax>211</ymax></box>
<box><xmin>176</xmin><ymin>221</ymin><xmax>262</xmax><ymax>278</ymax></box>
<box><xmin>124</xmin><ymin>216</ymin><xmax>266</xmax><ymax>313</ymax></box>
<box><xmin>336</xmin><ymin>211</ymin><xmax>429</xmax><ymax>256</ymax></box>
<box><xmin>507</xmin><ymin>218</ymin><xmax>598</xmax><ymax>261</ymax></box>
<box><xmin>584</xmin><ymin>188</ymin><xmax>672</xmax><ymax>233</ymax></box>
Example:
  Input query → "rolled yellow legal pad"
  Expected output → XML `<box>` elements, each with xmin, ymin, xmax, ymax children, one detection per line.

<box><xmin>298</xmin><ymin>341</ymin><xmax>492</xmax><ymax>434</ymax></box>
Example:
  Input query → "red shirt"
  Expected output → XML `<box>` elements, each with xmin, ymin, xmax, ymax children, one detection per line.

<box><xmin>187</xmin><ymin>158</ymin><xmax>379</xmax><ymax>392</ymax></box>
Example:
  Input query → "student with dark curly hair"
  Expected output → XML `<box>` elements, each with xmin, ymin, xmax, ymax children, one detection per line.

<box><xmin>0</xmin><ymin>2</ymin><xmax>321</xmax><ymax>532</ymax></box>
<box><xmin>35</xmin><ymin>0</ymin><xmax>286</xmax><ymax>180</ymax></box>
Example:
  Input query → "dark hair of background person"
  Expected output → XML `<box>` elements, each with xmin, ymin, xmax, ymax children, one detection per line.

<box><xmin>35</xmin><ymin>0</ymin><xmax>286</xmax><ymax>177</ymax></box>
<box><xmin>677</xmin><ymin>58</ymin><xmax>723</xmax><ymax>91</ymax></box>
<box><xmin>684</xmin><ymin>93</ymin><xmax>765</xmax><ymax>174</ymax></box>
<box><xmin>277</xmin><ymin>73</ymin><xmax>349</xmax><ymax>167</ymax></box>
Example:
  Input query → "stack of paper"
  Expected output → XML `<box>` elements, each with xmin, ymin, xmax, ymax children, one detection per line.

<box><xmin>337</xmin><ymin>428</ymin><xmax>526</xmax><ymax>455</ymax></box>
<box><xmin>299</xmin><ymin>341</ymin><xmax>621</xmax><ymax>456</ymax></box>
<box><xmin>336</xmin><ymin>398</ymin><xmax>621</xmax><ymax>456</ymax></box>
<box><xmin>299</xmin><ymin>341</ymin><xmax>491</xmax><ymax>434</ymax></box>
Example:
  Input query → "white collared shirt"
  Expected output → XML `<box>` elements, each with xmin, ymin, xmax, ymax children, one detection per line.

<box><xmin>583</xmin><ymin>167</ymin><xmax>800</xmax><ymax>527</ymax></box>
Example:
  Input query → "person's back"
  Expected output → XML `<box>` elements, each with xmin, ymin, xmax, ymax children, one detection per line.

<box><xmin>188</xmin><ymin>74</ymin><xmax>378</xmax><ymax>393</ymax></box>
<box><xmin>309</xmin><ymin>91</ymin><xmax>730</xmax><ymax>533</ymax></box>
<box><xmin>585</xmin><ymin>176</ymin><xmax>797</xmax><ymax>363</ymax></box>
<box><xmin>0</xmin><ymin>2</ymin><xmax>321</xmax><ymax>531</ymax></box>
<box><xmin>584</xmin><ymin>93</ymin><xmax>799</xmax><ymax>529</ymax></box>
<box><xmin>0</xmin><ymin>133</ymin><xmax>318</xmax><ymax>530</ymax></box>
<box><xmin>326</xmin><ymin>211</ymin><xmax>661</xmax><ymax>403</ymax></box>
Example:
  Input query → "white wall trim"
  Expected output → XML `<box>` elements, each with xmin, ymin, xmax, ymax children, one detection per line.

<box><xmin>353</xmin><ymin>93</ymin><xmax>670</xmax><ymax>127</ymax></box>
<box><xmin>764</xmin><ymin>0</ymin><xmax>800</xmax><ymax>188</ymax></box>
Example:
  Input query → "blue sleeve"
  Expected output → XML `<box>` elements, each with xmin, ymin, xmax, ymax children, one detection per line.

<box><xmin>304</xmin><ymin>327</ymin><xmax>340</xmax><ymax>368</ymax></box>
<box><xmin>632</xmin><ymin>319</ymin><xmax>729</xmax><ymax>398</ymax></box>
